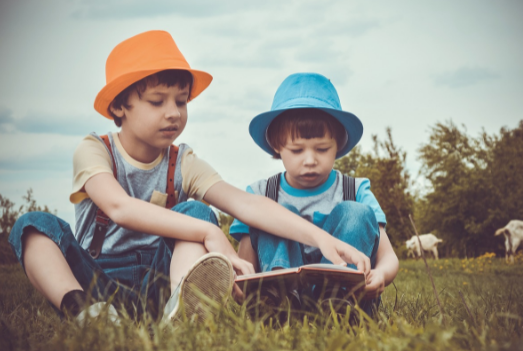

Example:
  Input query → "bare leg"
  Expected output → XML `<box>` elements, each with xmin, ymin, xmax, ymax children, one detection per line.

<box><xmin>238</xmin><ymin>235</ymin><xmax>259</xmax><ymax>272</ymax></box>
<box><xmin>23</xmin><ymin>230</ymin><xmax>82</xmax><ymax>309</ymax></box>
<box><xmin>169</xmin><ymin>240</ymin><xmax>208</xmax><ymax>292</ymax></box>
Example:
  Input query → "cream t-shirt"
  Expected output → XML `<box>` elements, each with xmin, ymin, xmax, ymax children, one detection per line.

<box><xmin>70</xmin><ymin>132</ymin><xmax>221</xmax><ymax>204</ymax></box>
<box><xmin>70</xmin><ymin>132</ymin><xmax>222</xmax><ymax>255</ymax></box>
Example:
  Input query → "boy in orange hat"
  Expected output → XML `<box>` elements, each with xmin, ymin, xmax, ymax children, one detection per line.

<box><xmin>9</xmin><ymin>31</ymin><xmax>372</xmax><ymax>323</ymax></box>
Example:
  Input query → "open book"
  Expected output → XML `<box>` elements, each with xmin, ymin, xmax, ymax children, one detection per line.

<box><xmin>236</xmin><ymin>263</ymin><xmax>366</xmax><ymax>296</ymax></box>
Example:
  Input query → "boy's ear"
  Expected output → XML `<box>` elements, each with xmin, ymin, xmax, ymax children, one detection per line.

<box><xmin>109</xmin><ymin>104</ymin><xmax>125</xmax><ymax>118</ymax></box>
<box><xmin>271</xmin><ymin>149</ymin><xmax>282</xmax><ymax>160</ymax></box>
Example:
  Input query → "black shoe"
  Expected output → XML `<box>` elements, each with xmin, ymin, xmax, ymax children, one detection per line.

<box><xmin>287</xmin><ymin>289</ymin><xmax>302</xmax><ymax>310</ymax></box>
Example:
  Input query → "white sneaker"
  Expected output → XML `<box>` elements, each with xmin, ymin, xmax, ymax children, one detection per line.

<box><xmin>163</xmin><ymin>252</ymin><xmax>234</xmax><ymax>322</ymax></box>
<box><xmin>76</xmin><ymin>302</ymin><xmax>120</xmax><ymax>326</ymax></box>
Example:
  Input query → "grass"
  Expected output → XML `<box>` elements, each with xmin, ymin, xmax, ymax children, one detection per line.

<box><xmin>1</xmin><ymin>255</ymin><xmax>522</xmax><ymax>351</ymax></box>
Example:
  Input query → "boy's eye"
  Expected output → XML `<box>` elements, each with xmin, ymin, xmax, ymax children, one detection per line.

<box><xmin>148</xmin><ymin>100</ymin><xmax>163</xmax><ymax>106</ymax></box>
<box><xmin>290</xmin><ymin>149</ymin><xmax>303</xmax><ymax>154</ymax></box>
<box><xmin>176</xmin><ymin>100</ymin><xmax>187</xmax><ymax>107</ymax></box>
<box><xmin>317</xmin><ymin>148</ymin><xmax>330</xmax><ymax>153</ymax></box>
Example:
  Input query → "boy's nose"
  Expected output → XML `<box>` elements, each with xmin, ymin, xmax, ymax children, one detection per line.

<box><xmin>165</xmin><ymin>102</ymin><xmax>181</xmax><ymax>119</ymax></box>
<box><xmin>303</xmin><ymin>152</ymin><xmax>317</xmax><ymax>166</ymax></box>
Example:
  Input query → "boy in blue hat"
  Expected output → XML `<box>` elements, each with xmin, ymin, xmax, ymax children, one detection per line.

<box><xmin>230</xmin><ymin>73</ymin><xmax>399</xmax><ymax>313</ymax></box>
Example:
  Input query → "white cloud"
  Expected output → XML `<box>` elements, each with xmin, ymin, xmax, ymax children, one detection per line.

<box><xmin>69</xmin><ymin>0</ymin><xmax>266</xmax><ymax>19</ymax></box>
<box><xmin>434</xmin><ymin>67</ymin><xmax>500</xmax><ymax>88</ymax></box>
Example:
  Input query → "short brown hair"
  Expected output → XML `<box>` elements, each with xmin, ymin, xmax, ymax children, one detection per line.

<box><xmin>108</xmin><ymin>69</ymin><xmax>193</xmax><ymax>127</ymax></box>
<box><xmin>266</xmin><ymin>108</ymin><xmax>347</xmax><ymax>159</ymax></box>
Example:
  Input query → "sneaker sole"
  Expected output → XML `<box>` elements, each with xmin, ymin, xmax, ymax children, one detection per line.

<box><xmin>169</xmin><ymin>253</ymin><xmax>234</xmax><ymax>321</ymax></box>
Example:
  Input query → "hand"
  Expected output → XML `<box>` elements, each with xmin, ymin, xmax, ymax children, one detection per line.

<box><xmin>363</xmin><ymin>269</ymin><xmax>385</xmax><ymax>300</ymax></box>
<box><xmin>203</xmin><ymin>226</ymin><xmax>255</xmax><ymax>276</ymax></box>
<box><xmin>229</xmin><ymin>255</ymin><xmax>256</xmax><ymax>277</ymax></box>
<box><xmin>318</xmin><ymin>237</ymin><xmax>371</xmax><ymax>276</ymax></box>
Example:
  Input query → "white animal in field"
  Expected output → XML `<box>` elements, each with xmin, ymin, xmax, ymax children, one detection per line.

<box><xmin>495</xmin><ymin>220</ymin><xmax>523</xmax><ymax>264</ymax></box>
<box><xmin>406</xmin><ymin>234</ymin><xmax>443</xmax><ymax>260</ymax></box>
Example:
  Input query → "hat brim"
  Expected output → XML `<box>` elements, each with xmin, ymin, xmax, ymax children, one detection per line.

<box><xmin>94</xmin><ymin>68</ymin><xmax>212</xmax><ymax>119</ymax></box>
<box><xmin>249</xmin><ymin>107</ymin><xmax>363</xmax><ymax>159</ymax></box>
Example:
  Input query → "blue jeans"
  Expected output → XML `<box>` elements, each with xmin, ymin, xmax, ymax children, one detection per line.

<box><xmin>8</xmin><ymin>201</ymin><xmax>217</xmax><ymax>319</ymax></box>
<box><xmin>250</xmin><ymin>201</ymin><xmax>381</xmax><ymax>314</ymax></box>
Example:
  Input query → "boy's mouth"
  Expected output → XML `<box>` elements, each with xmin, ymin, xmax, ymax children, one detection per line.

<box><xmin>160</xmin><ymin>125</ymin><xmax>179</xmax><ymax>132</ymax></box>
<box><xmin>300</xmin><ymin>173</ymin><xmax>319</xmax><ymax>179</ymax></box>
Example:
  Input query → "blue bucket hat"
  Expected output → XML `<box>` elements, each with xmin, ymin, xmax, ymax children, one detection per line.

<box><xmin>249</xmin><ymin>72</ymin><xmax>363</xmax><ymax>159</ymax></box>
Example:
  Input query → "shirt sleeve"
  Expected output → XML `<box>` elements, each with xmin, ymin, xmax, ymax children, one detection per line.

<box><xmin>229</xmin><ymin>185</ymin><xmax>255</xmax><ymax>242</ymax></box>
<box><xmin>355</xmin><ymin>178</ymin><xmax>387</xmax><ymax>226</ymax></box>
<box><xmin>70</xmin><ymin>134</ymin><xmax>113</xmax><ymax>204</ymax></box>
<box><xmin>180</xmin><ymin>148</ymin><xmax>222</xmax><ymax>201</ymax></box>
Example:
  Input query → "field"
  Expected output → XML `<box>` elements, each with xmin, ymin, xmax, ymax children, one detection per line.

<box><xmin>1</xmin><ymin>255</ymin><xmax>522</xmax><ymax>351</ymax></box>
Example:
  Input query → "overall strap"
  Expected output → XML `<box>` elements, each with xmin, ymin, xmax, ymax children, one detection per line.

<box><xmin>266</xmin><ymin>173</ymin><xmax>356</xmax><ymax>202</ymax></box>
<box><xmin>165</xmin><ymin>144</ymin><xmax>179</xmax><ymax>209</ymax></box>
<box><xmin>88</xmin><ymin>136</ymin><xmax>179</xmax><ymax>259</ymax></box>
<box><xmin>88</xmin><ymin>134</ymin><xmax>115</xmax><ymax>259</ymax></box>
<box><xmin>342</xmin><ymin>174</ymin><xmax>356</xmax><ymax>201</ymax></box>
<box><xmin>265</xmin><ymin>173</ymin><xmax>281</xmax><ymax>202</ymax></box>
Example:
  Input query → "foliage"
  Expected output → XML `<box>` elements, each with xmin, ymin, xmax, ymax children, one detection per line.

<box><xmin>417</xmin><ymin>120</ymin><xmax>523</xmax><ymax>257</ymax></box>
<box><xmin>0</xmin><ymin>189</ymin><xmax>55</xmax><ymax>264</ymax></box>
<box><xmin>217</xmin><ymin>211</ymin><xmax>238</xmax><ymax>251</ymax></box>
<box><xmin>335</xmin><ymin>128</ymin><xmax>415</xmax><ymax>250</ymax></box>
<box><xmin>1</xmin><ymin>259</ymin><xmax>522</xmax><ymax>350</ymax></box>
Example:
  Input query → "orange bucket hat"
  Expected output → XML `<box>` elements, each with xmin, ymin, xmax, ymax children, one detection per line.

<box><xmin>94</xmin><ymin>30</ymin><xmax>213</xmax><ymax>119</ymax></box>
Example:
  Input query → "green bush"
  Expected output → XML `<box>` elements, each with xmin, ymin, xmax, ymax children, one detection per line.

<box><xmin>0</xmin><ymin>190</ymin><xmax>55</xmax><ymax>264</ymax></box>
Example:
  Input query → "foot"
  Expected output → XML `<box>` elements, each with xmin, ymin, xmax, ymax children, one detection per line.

<box><xmin>163</xmin><ymin>252</ymin><xmax>234</xmax><ymax>322</ymax></box>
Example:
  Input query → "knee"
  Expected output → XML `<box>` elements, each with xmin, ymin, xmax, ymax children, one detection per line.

<box><xmin>10</xmin><ymin>211</ymin><xmax>56</xmax><ymax>243</ymax></box>
<box><xmin>172</xmin><ymin>201</ymin><xmax>217</xmax><ymax>225</ymax></box>
<box><xmin>9</xmin><ymin>211</ymin><xmax>59</xmax><ymax>262</ymax></box>
<box><xmin>332</xmin><ymin>201</ymin><xmax>375</xmax><ymax>221</ymax></box>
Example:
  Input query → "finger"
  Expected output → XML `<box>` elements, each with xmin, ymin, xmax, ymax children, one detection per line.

<box><xmin>356</xmin><ymin>258</ymin><xmax>366</xmax><ymax>273</ymax></box>
<box><xmin>358</xmin><ymin>255</ymin><xmax>370</xmax><ymax>277</ymax></box>
<box><xmin>233</xmin><ymin>259</ymin><xmax>255</xmax><ymax>276</ymax></box>
<box><xmin>364</xmin><ymin>280</ymin><xmax>377</xmax><ymax>292</ymax></box>
<box><xmin>330</xmin><ymin>249</ymin><xmax>349</xmax><ymax>266</ymax></box>
<box><xmin>244</xmin><ymin>261</ymin><xmax>255</xmax><ymax>275</ymax></box>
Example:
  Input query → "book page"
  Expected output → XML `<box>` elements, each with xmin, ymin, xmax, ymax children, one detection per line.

<box><xmin>301</xmin><ymin>263</ymin><xmax>362</xmax><ymax>274</ymax></box>
<box><xmin>236</xmin><ymin>266</ymin><xmax>300</xmax><ymax>281</ymax></box>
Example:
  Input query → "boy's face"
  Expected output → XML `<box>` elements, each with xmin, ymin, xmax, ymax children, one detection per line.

<box><xmin>276</xmin><ymin>134</ymin><xmax>337</xmax><ymax>189</ymax></box>
<box><xmin>111</xmin><ymin>83</ymin><xmax>189</xmax><ymax>158</ymax></box>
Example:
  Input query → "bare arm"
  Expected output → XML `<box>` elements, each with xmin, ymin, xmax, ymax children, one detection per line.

<box><xmin>84</xmin><ymin>173</ymin><xmax>254</xmax><ymax>275</ymax></box>
<box><xmin>204</xmin><ymin>181</ymin><xmax>371</xmax><ymax>275</ymax></box>
<box><xmin>364</xmin><ymin>225</ymin><xmax>399</xmax><ymax>298</ymax></box>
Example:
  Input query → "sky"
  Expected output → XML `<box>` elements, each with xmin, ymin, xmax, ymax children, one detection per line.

<box><xmin>0</xmin><ymin>0</ymin><xmax>522</xmax><ymax>228</ymax></box>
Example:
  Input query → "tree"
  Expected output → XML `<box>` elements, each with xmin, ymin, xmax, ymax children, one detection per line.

<box><xmin>0</xmin><ymin>189</ymin><xmax>54</xmax><ymax>264</ymax></box>
<box><xmin>417</xmin><ymin>120</ymin><xmax>523</xmax><ymax>257</ymax></box>
<box><xmin>335</xmin><ymin>128</ymin><xmax>415</xmax><ymax>252</ymax></box>
<box><xmin>217</xmin><ymin>211</ymin><xmax>238</xmax><ymax>251</ymax></box>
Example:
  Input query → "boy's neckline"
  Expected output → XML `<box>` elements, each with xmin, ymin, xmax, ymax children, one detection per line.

<box><xmin>111</xmin><ymin>132</ymin><xmax>165</xmax><ymax>170</ymax></box>
<box><xmin>280</xmin><ymin>170</ymin><xmax>337</xmax><ymax>197</ymax></box>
